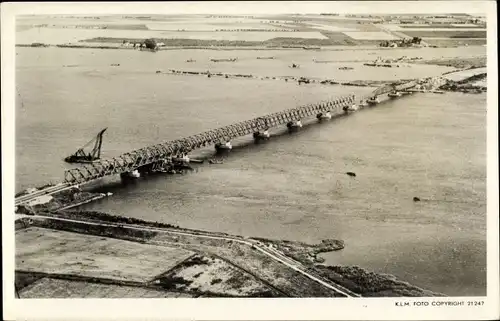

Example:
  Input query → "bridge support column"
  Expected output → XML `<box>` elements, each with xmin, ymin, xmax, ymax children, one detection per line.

<box><xmin>120</xmin><ymin>169</ymin><xmax>141</xmax><ymax>180</ymax></box>
<box><xmin>215</xmin><ymin>141</ymin><xmax>232</xmax><ymax>152</ymax></box>
<box><xmin>287</xmin><ymin>120</ymin><xmax>303</xmax><ymax>132</ymax></box>
<box><xmin>316</xmin><ymin>111</ymin><xmax>332</xmax><ymax>120</ymax></box>
<box><xmin>253</xmin><ymin>129</ymin><xmax>270</xmax><ymax>140</ymax></box>
<box><xmin>172</xmin><ymin>154</ymin><xmax>190</xmax><ymax>164</ymax></box>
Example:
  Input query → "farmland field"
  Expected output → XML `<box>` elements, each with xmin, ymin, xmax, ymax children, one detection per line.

<box><xmin>16</xmin><ymin>227</ymin><xmax>194</xmax><ymax>282</ymax></box>
<box><xmin>424</xmin><ymin>38</ymin><xmax>487</xmax><ymax>47</ymax></box>
<box><xmin>399</xmin><ymin>24</ymin><xmax>484</xmax><ymax>29</ymax></box>
<box><xmin>400</xmin><ymin>30</ymin><xmax>486</xmax><ymax>38</ymax></box>
<box><xmin>303</xmin><ymin>22</ymin><xmax>358</xmax><ymax>32</ymax></box>
<box><xmin>164</xmin><ymin>255</ymin><xmax>274</xmax><ymax>296</ymax></box>
<box><xmin>20</xmin><ymin>278</ymin><xmax>196</xmax><ymax>298</ymax></box>
<box><xmin>16</xmin><ymin>27</ymin><xmax>327</xmax><ymax>44</ymax></box>
<box><xmin>343</xmin><ymin>31</ymin><xmax>399</xmax><ymax>40</ymax></box>
<box><xmin>397</xmin><ymin>28</ymin><xmax>485</xmax><ymax>32</ymax></box>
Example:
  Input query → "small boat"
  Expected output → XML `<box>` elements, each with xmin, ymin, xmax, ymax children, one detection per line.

<box><xmin>388</xmin><ymin>91</ymin><xmax>402</xmax><ymax>98</ymax></box>
<box><xmin>64</xmin><ymin>128</ymin><xmax>107</xmax><ymax>163</ymax></box>
<box><xmin>211</xmin><ymin>58</ymin><xmax>237</xmax><ymax>62</ymax></box>
<box><xmin>366</xmin><ymin>97</ymin><xmax>380</xmax><ymax>105</ymax></box>
<box><xmin>209</xmin><ymin>158</ymin><xmax>224</xmax><ymax>164</ymax></box>
<box><xmin>186</xmin><ymin>59</ymin><xmax>196</xmax><ymax>62</ymax></box>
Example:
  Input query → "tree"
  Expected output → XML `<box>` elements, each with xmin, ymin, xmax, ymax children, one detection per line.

<box><xmin>144</xmin><ymin>38</ymin><xmax>157</xmax><ymax>50</ymax></box>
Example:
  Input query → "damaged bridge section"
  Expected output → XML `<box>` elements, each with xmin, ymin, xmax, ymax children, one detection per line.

<box><xmin>64</xmin><ymin>95</ymin><xmax>356</xmax><ymax>184</ymax></box>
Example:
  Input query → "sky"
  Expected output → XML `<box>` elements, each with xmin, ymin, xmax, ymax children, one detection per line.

<box><xmin>3</xmin><ymin>1</ymin><xmax>492</xmax><ymax>16</ymax></box>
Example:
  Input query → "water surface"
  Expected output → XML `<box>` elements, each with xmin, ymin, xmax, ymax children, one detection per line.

<box><xmin>16</xmin><ymin>47</ymin><xmax>486</xmax><ymax>296</ymax></box>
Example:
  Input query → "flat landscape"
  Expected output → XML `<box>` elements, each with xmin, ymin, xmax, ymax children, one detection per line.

<box><xmin>14</xmin><ymin>12</ymin><xmax>487</xmax><ymax>299</ymax></box>
<box><xmin>16</xmin><ymin>13</ymin><xmax>486</xmax><ymax>47</ymax></box>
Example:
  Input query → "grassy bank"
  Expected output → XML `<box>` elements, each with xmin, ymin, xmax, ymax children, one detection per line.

<box><xmin>79</xmin><ymin>34</ymin><xmax>380</xmax><ymax>47</ymax></box>
<box><xmin>418</xmin><ymin>56</ymin><xmax>486</xmax><ymax>69</ymax></box>
<box><xmin>315</xmin><ymin>265</ymin><xmax>446</xmax><ymax>297</ymax></box>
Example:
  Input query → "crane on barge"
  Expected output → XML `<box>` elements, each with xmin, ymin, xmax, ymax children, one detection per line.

<box><xmin>64</xmin><ymin>128</ymin><xmax>107</xmax><ymax>164</ymax></box>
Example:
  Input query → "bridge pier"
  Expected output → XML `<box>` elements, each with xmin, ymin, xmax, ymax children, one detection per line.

<box><xmin>287</xmin><ymin>120</ymin><xmax>303</xmax><ymax>131</ymax></box>
<box><xmin>316</xmin><ymin>111</ymin><xmax>332</xmax><ymax>120</ymax></box>
<box><xmin>215</xmin><ymin>141</ymin><xmax>232</xmax><ymax>152</ymax></box>
<box><xmin>120</xmin><ymin>170</ymin><xmax>140</xmax><ymax>180</ymax></box>
<box><xmin>388</xmin><ymin>91</ymin><xmax>402</xmax><ymax>98</ymax></box>
<box><xmin>253</xmin><ymin>129</ymin><xmax>270</xmax><ymax>140</ymax></box>
<box><xmin>367</xmin><ymin>96</ymin><xmax>381</xmax><ymax>105</ymax></box>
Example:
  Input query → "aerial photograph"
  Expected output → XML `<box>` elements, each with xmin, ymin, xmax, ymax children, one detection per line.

<box><xmin>14</xmin><ymin>9</ymin><xmax>487</xmax><ymax>299</ymax></box>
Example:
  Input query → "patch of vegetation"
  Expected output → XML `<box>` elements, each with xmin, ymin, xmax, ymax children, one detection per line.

<box><xmin>439</xmin><ymin>73</ymin><xmax>487</xmax><ymax>93</ymax></box>
<box><xmin>15</xmin><ymin>271</ymin><xmax>46</xmax><ymax>290</ymax></box>
<box><xmin>252</xmin><ymin>238</ymin><xmax>344</xmax><ymax>265</ymax></box>
<box><xmin>32</xmin><ymin>217</ymin><xmax>159</xmax><ymax>241</ymax></box>
<box><xmin>79</xmin><ymin>33</ymin><xmax>378</xmax><ymax>48</ymax></box>
<box><xmin>418</xmin><ymin>56</ymin><xmax>486</xmax><ymax>69</ymax></box>
<box><xmin>225</xmin><ymin>273</ymin><xmax>247</xmax><ymax>289</ymax></box>
<box><xmin>315</xmin><ymin>265</ymin><xmax>446</xmax><ymax>297</ymax></box>
<box><xmin>176</xmin><ymin>255</ymin><xmax>210</xmax><ymax>269</ymax></box>
<box><xmin>210</xmin><ymin>278</ymin><xmax>222</xmax><ymax>285</ymax></box>
<box><xmin>156</xmin><ymin>276</ymin><xmax>193</xmax><ymax>290</ymax></box>
<box><xmin>251</xmin><ymin>289</ymin><xmax>281</xmax><ymax>297</ymax></box>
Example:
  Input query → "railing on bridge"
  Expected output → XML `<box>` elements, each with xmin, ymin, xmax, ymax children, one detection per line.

<box><xmin>64</xmin><ymin>95</ymin><xmax>356</xmax><ymax>184</ymax></box>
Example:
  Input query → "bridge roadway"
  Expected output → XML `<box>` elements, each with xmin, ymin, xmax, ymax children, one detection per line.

<box><xmin>64</xmin><ymin>94</ymin><xmax>357</xmax><ymax>184</ymax></box>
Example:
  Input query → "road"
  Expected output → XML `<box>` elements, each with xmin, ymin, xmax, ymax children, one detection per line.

<box><xmin>15</xmin><ymin>183</ymin><xmax>73</xmax><ymax>206</ymax></box>
<box><xmin>20</xmin><ymin>214</ymin><xmax>360</xmax><ymax>298</ymax></box>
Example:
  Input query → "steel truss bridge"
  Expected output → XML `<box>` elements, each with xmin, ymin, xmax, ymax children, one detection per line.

<box><xmin>64</xmin><ymin>95</ymin><xmax>356</xmax><ymax>184</ymax></box>
<box><xmin>63</xmin><ymin>80</ymin><xmax>418</xmax><ymax>185</ymax></box>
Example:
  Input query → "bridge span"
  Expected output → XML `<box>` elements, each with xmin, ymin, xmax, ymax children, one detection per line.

<box><xmin>64</xmin><ymin>95</ymin><xmax>357</xmax><ymax>184</ymax></box>
<box><xmin>63</xmin><ymin>79</ymin><xmax>420</xmax><ymax>186</ymax></box>
<box><xmin>11</xmin><ymin>78</ymin><xmax>422</xmax><ymax>207</ymax></box>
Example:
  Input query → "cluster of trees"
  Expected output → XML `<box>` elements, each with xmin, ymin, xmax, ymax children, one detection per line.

<box><xmin>123</xmin><ymin>38</ymin><xmax>158</xmax><ymax>49</ymax></box>
<box><xmin>379</xmin><ymin>37</ymin><xmax>422</xmax><ymax>47</ymax></box>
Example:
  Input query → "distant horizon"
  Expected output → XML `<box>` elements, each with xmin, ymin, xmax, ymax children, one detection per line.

<box><xmin>5</xmin><ymin>1</ymin><xmax>490</xmax><ymax>16</ymax></box>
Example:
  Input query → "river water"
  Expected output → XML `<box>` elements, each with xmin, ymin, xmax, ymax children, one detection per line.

<box><xmin>15</xmin><ymin>47</ymin><xmax>486</xmax><ymax>296</ymax></box>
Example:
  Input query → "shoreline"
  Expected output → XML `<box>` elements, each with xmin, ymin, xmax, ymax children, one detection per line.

<box><xmin>15</xmin><ymin>210</ymin><xmax>446</xmax><ymax>297</ymax></box>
